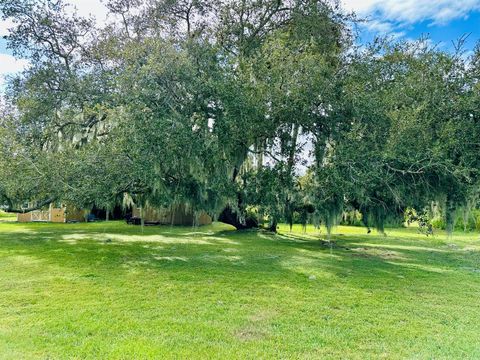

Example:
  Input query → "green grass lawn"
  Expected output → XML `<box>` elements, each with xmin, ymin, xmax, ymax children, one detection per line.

<box><xmin>0</xmin><ymin>221</ymin><xmax>479</xmax><ymax>359</ymax></box>
<box><xmin>0</xmin><ymin>211</ymin><xmax>16</xmax><ymax>222</ymax></box>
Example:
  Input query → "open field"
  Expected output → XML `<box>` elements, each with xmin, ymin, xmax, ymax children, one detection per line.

<box><xmin>0</xmin><ymin>221</ymin><xmax>479</xmax><ymax>359</ymax></box>
<box><xmin>0</xmin><ymin>211</ymin><xmax>16</xmax><ymax>222</ymax></box>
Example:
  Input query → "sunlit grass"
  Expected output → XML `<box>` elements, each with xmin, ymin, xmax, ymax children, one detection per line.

<box><xmin>0</xmin><ymin>211</ymin><xmax>16</xmax><ymax>222</ymax></box>
<box><xmin>0</xmin><ymin>221</ymin><xmax>479</xmax><ymax>359</ymax></box>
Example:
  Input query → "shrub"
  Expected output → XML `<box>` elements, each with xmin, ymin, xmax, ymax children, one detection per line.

<box><xmin>431</xmin><ymin>209</ymin><xmax>480</xmax><ymax>232</ymax></box>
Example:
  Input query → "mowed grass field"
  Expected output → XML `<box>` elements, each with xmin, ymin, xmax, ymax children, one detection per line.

<box><xmin>0</xmin><ymin>211</ymin><xmax>16</xmax><ymax>222</ymax></box>
<box><xmin>0</xmin><ymin>221</ymin><xmax>479</xmax><ymax>359</ymax></box>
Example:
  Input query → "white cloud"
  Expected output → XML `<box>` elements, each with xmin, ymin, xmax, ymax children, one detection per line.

<box><xmin>0</xmin><ymin>18</ymin><xmax>15</xmax><ymax>37</ymax></box>
<box><xmin>0</xmin><ymin>53</ymin><xmax>28</xmax><ymax>74</ymax></box>
<box><xmin>342</xmin><ymin>0</ymin><xmax>480</xmax><ymax>42</ymax></box>
<box><xmin>67</xmin><ymin>0</ymin><xmax>109</xmax><ymax>22</ymax></box>
<box><xmin>343</xmin><ymin>0</ymin><xmax>379</xmax><ymax>15</ymax></box>
<box><xmin>362</xmin><ymin>18</ymin><xmax>395</xmax><ymax>33</ymax></box>
<box><xmin>0</xmin><ymin>53</ymin><xmax>29</xmax><ymax>91</ymax></box>
<box><xmin>343</xmin><ymin>0</ymin><xmax>480</xmax><ymax>25</ymax></box>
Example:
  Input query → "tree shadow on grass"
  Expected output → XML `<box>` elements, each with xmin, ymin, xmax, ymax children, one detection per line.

<box><xmin>0</xmin><ymin>222</ymin><xmax>477</xmax><ymax>286</ymax></box>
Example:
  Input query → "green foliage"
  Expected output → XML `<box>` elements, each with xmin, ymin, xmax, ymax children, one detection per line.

<box><xmin>405</xmin><ymin>208</ymin><xmax>433</xmax><ymax>236</ymax></box>
<box><xmin>340</xmin><ymin>210</ymin><xmax>363</xmax><ymax>227</ymax></box>
<box><xmin>432</xmin><ymin>209</ymin><xmax>480</xmax><ymax>232</ymax></box>
<box><xmin>0</xmin><ymin>1</ymin><xmax>479</xmax><ymax>233</ymax></box>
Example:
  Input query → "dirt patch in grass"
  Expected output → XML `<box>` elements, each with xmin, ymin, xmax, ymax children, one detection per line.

<box><xmin>235</xmin><ymin>309</ymin><xmax>277</xmax><ymax>341</ymax></box>
<box><xmin>235</xmin><ymin>325</ymin><xmax>270</xmax><ymax>341</ymax></box>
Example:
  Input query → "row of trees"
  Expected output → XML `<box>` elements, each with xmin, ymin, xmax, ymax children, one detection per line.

<box><xmin>0</xmin><ymin>0</ymin><xmax>479</xmax><ymax>233</ymax></box>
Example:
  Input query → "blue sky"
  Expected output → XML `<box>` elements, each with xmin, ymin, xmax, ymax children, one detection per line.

<box><xmin>0</xmin><ymin>0</ymin><xmax>479</xmax><ymax>88</ymax></box>
<box><xmin>351</xmin><ymin>0</ymin><xmax>480</xmax><ymax>54</ymax></box>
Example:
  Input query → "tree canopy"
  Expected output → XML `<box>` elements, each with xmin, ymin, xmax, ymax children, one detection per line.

<box><xmin>0</xmin><ymin>0</ymin><xmax>479</xmax><ymax>234</ymax></box>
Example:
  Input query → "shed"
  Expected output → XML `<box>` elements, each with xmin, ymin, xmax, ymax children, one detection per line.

<box><xmin>17</xmin><ymin>204</ymin><xmax>85</xmax><ymax>223</ymax></box>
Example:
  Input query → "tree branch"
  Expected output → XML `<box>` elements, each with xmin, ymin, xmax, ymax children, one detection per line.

<box><xmin>3</xmin><ymin>197</ymin><xmax>56</xmax><ymax>214</ymax></box>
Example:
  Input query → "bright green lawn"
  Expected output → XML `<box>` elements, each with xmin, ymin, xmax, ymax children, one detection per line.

<box><xmin>0</xmin><ymin>221</ymin><xmax>479</xmax><ymax>359</ymax></box>
<box><xmin>0</xmin><ymin>211</ymin><xmax>16</xmax><ymax>222</ymax></box>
